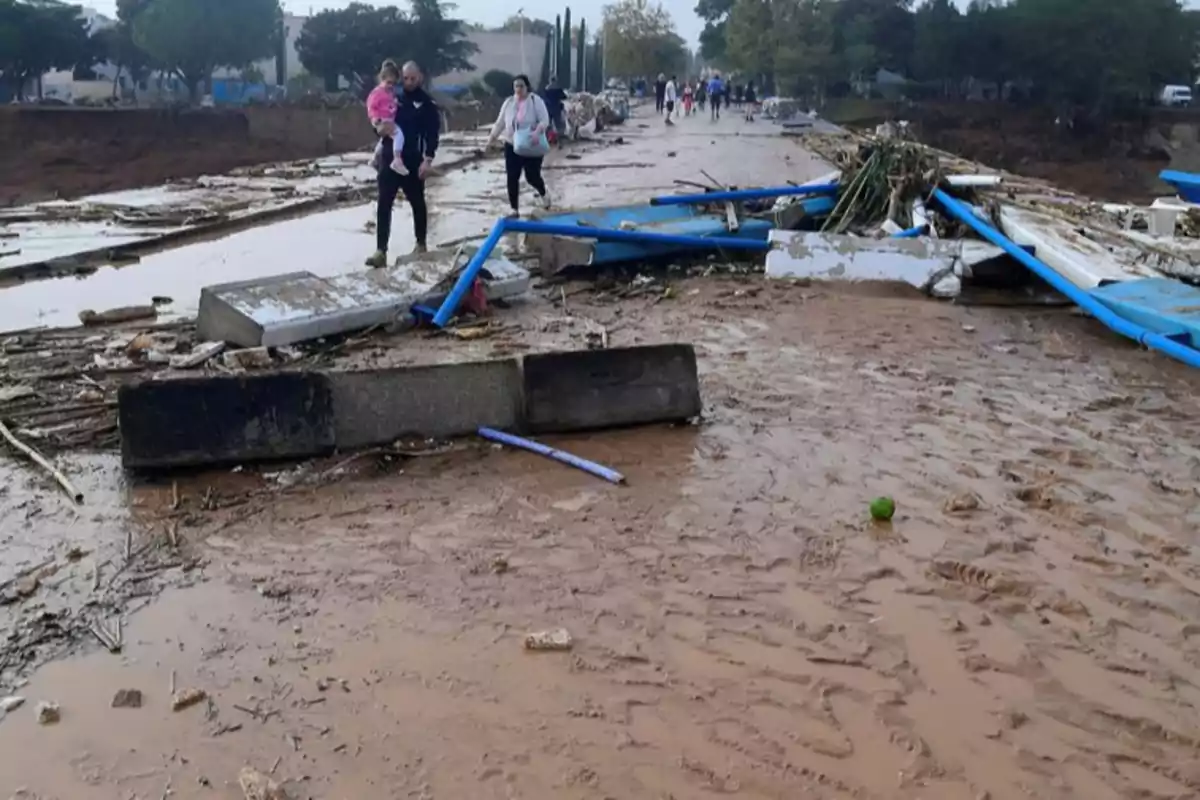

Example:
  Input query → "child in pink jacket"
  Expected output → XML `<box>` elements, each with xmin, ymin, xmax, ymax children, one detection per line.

<box><xmin>367</xmin><ymin>60</ymin><xmax>407</xmax><ymax>175</ymax></box>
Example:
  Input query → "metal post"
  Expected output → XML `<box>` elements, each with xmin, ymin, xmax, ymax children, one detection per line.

<box><xmin>518</xmin><ymin>8</ymin><xmax>527</xmax><ymax>76</ymax></box>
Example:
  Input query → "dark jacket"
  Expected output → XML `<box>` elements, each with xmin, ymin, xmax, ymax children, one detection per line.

<box><xmin>382</xmin><ymin>87</ymin><xmax>440</xmax><ymax>173</ymax></box>
<box><xmin>541</xmin><ymin>86</ymin><xmax>566</xmax><ymax>120</ymax></box>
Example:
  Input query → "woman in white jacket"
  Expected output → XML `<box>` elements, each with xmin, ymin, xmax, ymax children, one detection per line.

<box><xmin>486</xmin><ymin>74</ymin><xmax>552</xmax><ymax>217</ymax></box>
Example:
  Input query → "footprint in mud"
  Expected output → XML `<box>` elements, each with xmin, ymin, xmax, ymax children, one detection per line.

<box><xmin>1031</xmin><ymin>446</ymin><xmax>1098</xmax><ymax>469</ymax></box>
<box><xmin>1013</xmin><ymin>484</ymin><xmax>1057</xmax><ymax>510</ymax></box>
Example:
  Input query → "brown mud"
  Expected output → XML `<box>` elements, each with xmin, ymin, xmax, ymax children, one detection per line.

<box><xmin>3</xmin><ymin>107</ymin><xmax>1200</xmax><ymax>799</ymax></box>
<box><xmin>825</xmin><ymin>99</ymin><xmax>1190</xmax><ymax>204</ymax></box>
<box><xmin>2</xmin><ymin>273</ymin><xmax>1200</xmax><ymax>798</ymax></box>
<box><xmin>0</xmin><ymin>100</ymin><xmax>498</xmax><ymax>209</ymax></box>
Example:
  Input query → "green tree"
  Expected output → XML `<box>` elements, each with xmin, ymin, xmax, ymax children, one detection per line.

<box><xmin>601</xmin><ymin>0</ymin><xmax>686</xmax><ymax>79</ymax></box>
<box><xmin>0</xmin><ymin>0</ymin><xmax>96</xmax><ymax>100</ymax></box>
<box><xmin>132</xmin><ymin>0</ymin><xmax>281</xmax><ymax>100</ymax></box>
<box><xmin>561</xmin><ymin>7</ymin><xmax>572</xmax><ymax>88</ymax></box>
<box><xmin>482</xmin><ymin>68</ymin><xmax>514</xmax><ymax>95</ymax></box>
<box><xmin>295</xmin><ymin>1</ymin><xmax>475</xmax><ymax>94</ymax></box>
<box><xmin>723</xmin><ymin>0</ymin><xmax>772</xmax><ymax>81</ymax></box>
<box><xmin>538</xmin><ymin>33</ymin><xmax>552</xmax><ymax>87</ymax></box>
<box><xmin>773</xmin><ymin>0</ymin><xmax>836</xmax><ymax>101</ymax></box>
<box><xmin>554</xmin><ymin>14</ymin><xmax>561</xmax><ymax>76</ymax></box>
<box><xmin>497</xmin><ymin>14</ymin><xmax>553</xmax><ymax>38</ymax></box>
<box><xmin>695</xmin><ymin>0</ymin><xmax>734</xmax><ymax>64</ymax></box>
<box><xmin>912</xmin><ymin>0</ymin><xmax>961</xmax><ymax>91</ymax></box>
<box><xmin>575</xmin><ymin>18</ymin><xmax>586</xmax><ymax>90</ymax></box>
<box><xmin>408</xmin><ymin>0</ymin><xmax>477</xmax><ymax>79</ymax></box>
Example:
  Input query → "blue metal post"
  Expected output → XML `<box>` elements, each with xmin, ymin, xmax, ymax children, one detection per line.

<box><xmin>649</xmin><ymin>183</ymin><xmax>840</xmax><ymax>206</ymax></box>
<box><xmin>431</xmin><ymin>219</ymin><xmax>508</xmax><ymax>327</ymax></box>
<box><xmin>503</xmin><ymin>218</ymin><xmax>771</xmax><ymax>251</ymax></box>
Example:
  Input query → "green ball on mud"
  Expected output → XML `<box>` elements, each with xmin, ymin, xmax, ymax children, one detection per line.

<box><xmin>869</xmin><ymin>496</ymin><xmax>896</xmax><ymax>522</ymax></box>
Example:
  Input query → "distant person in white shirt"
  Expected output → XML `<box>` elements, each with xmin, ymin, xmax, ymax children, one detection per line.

<box><xmin>664</xmin><ymin>75</ymin><xmax>677</xmax><ymax>126</ymax></box>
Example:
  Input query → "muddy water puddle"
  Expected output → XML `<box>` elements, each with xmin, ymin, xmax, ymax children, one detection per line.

<box><xmin>1</xmin><ymin>278</ymin><xmax>1198</xmax><ymax>798</ymax></box>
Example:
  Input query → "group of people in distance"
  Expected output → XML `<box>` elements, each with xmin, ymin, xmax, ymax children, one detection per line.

<box><xmin>652</xmin><ymin>72</ymin><xmax>758</xmax><ymax>124</ymax></box>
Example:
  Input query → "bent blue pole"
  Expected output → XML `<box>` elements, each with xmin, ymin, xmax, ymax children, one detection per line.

<box><xmin>431</xmin><ymin>218</ymin><xmax>770</xmax><ymax>327</ymax></box>
<box><xmin>892</xmin><ymin>224</ymin><xmax>927</xmax><ymax>238</ymax></box>
<box><xmin>432</xmin><ymin>219</ymin><xmax>507</xmax><ymax>327</ymax></box>
<box><xmin>932</xmin><ymin>188</ymin><xmax>1200</xmax><ymax>370</ymax></box>
<box><xmin>478</xmin><ymin>426</ymin><xmax>625</xmax><ymax>484</ymax></box>
<box><xmin>650</xmin><ymin>183</ymin><xmax>839</xmax><ymax>206</ymax></box>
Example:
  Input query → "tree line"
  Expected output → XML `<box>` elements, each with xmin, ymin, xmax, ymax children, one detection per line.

<box><xmin>0</xmin><ymin>0</ymin><xmax>476</xmax><ymax>101</ymax></box>
<box><xmin>697</xmin><ymin>0</ymin><xmax>1199</xmax><ymax>115</ymax></box>
<box><xmin>498</xmin><ymin>0</ymin><xmax>692</xmax><ymax>90</ymax></box>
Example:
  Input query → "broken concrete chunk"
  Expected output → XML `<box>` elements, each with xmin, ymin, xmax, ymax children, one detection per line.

<box><xmin>171</xmin><ymin>687</ymin><xmax>207</xmax><ymax>711</ymax></box>
<box><xmin>223</xmin><ymin>346</ymin><xmax>274</xmax><ymax>370</ymax></box>
<box><xmin>170</xmin><ymin>341</ymin><xmax>226</xmax><ymax>370</ymax></box>
<box><xmin>524</xmin><ymin>628</ymin><xmax>574</xmax><ymax>651</ymax></box>
<box><xmin>111</xmin><ymin>688</ymin><xmax>143</xmax><ymax>708</ymax></box>
<box><xmin>36</xmin><ymin>701</ymin><xmax>60</xmax><ymax>724</ymax></box>
<box><xmin>765</xmin><ymin>230</ymin><xmax>963</xmax><ymax>295</ymax></box>
<box><xmin>0</xmin><ymin>696</ymin><xmax>25</xmax><ymax>714</ymax></box>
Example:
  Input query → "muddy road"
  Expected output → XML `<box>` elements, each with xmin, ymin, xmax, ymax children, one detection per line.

<box><xmin>2</xmin><ymin>110</ymin><xmax>1200</xmax><ymax>800</ymax></box>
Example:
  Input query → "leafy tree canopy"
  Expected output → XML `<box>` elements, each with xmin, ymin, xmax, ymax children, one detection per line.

<box><xmin>0</xmin><ymin>0</ymin><xmax>97</xmax><ymax>97</ymax></box>
<box><xmin>295</xmin><ymin>0</ymin><xmax>476</xmax><ymax>91</ymax></box>
<box><xmin>715</xmin><ymin>0</ymin><xmax>1199</xmax><ymax>114</ymax></box>
<box><xmin>132</xmin><ymin>0</ymin><xmax>280</xmax><ymax>97</ymax></box>
<box><xmin>602</xmin><ymin>0</ymin><xmax>688</xmax><ymax>79</ymax></box>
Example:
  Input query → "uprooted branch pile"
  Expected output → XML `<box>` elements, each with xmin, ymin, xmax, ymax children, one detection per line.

<box><xmin>821</xmin><ymin>138</ymin><xmax>943</xmax><ymax>234</ymax></box>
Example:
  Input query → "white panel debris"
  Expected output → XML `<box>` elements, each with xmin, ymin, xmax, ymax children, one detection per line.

<box><xmin>764</xmin><ymin>230</ymin><xmax>1002</xmax><ymax>297</ymax></box>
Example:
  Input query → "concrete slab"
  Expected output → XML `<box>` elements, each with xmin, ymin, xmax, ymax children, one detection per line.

<box><xmin>765</xmin><ymin>230</ymin><xmax>965</xmax><ymax>293</ymax></box>
<box><xmin>328</xmin><ymin>359</ymin><xmax>524</xmax><ymax>449</ymax></box>
<box><xmin>523</xmin><ymin>344</ymin><xmax>701</xmax><ymax>433</ymax></box>
<box><xmin>118</xmin><ymin>372</ymin><xmax>335</xmax><ymax>469</ymax></box>
<box><xmin>196</xmin><ymin>252</ymin><xmax>531</xmax><ymax>348</ymax></box>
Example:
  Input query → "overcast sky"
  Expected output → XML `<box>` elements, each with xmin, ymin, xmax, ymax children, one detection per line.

<box><xmin>82</xmin><ymin>0</ymin><xmax>1200</xmax><ymax>49</ymax></box>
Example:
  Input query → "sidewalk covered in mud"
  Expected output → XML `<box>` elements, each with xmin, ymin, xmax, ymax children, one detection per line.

<box><xmin>1</xmin><ymin>105</ymin><xmax>1199</xmax><ymax>800</ymax></box>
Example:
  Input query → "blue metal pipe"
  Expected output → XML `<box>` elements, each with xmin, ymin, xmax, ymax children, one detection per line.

<box><xmin>649</xmin><ymin>183</ymin><xmax>840</xmax><ymax>206</ymax></box>
<box><xmin>504</xmin><ymin>218</ymin><xmax>770</xmax><ymax>251</ymax></box>
<box><xmin>892</xmin><ymin>224</ymin><xmax>927</xmax><ymax>238</ymax></box>
<box><xmin>431</xmin><ymin>217</ymin><xmax>770</xmax><ymax>327</ymax></box>
<box><xmin>478</xmin><ymin>426</ymin><xmax>626</xmax><ymax>484</ymax></box>
<box><xmin>432</xmin><ymin>219</ymin><xmax>507</xmax><ymax>327</ymax></box>
<box><xmin>932</xmin><ymin>188</ymin><xmax>1200</xmax><ymax>370</ymax></box>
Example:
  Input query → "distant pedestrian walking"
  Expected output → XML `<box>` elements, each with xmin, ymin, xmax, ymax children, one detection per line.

<box><xmin>707</xmin><ymin>73</ymin><xmax>724</xmax><ymax>120</ymax></box>
<box><xmin>654</xmin><ymin>73</ymin><xmax>666</xmax><ymax>114</ymax></box>
<box><xmin>486</xmin><ymin>74</ymin><xmax>551</xmax><ymax>218</ymax></box>
<box><xmin>664</xmin><ymin>75</ymin><xmax>677</xmax><ymax>125</ymax></box>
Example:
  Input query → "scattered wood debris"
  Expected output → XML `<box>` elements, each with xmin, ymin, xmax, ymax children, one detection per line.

<box><xmin>172</xmin><ymin>687</ymin><xmax>207</xmax><ymax>712</ymax></box>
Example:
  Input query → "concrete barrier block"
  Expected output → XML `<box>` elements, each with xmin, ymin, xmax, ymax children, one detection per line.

<box><xmin>327</xmin><ymin>358</ymin><xmax>523</xmax><ymax>449</ymax></box>
<box><xmin>523</xmin><ymin>344</ymin><xmax>701</xmax><ymax>433</ymax></box>
<box><xmin>118</xmin><ymin>373</ymin><xmax>335</xmax><ymax>469</ymax></box>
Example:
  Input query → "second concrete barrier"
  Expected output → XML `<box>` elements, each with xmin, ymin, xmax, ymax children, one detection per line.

<box><xmin>118</xmin><ymin>344</ymin><xmax>701</xmax><ymax>470</ymax></box>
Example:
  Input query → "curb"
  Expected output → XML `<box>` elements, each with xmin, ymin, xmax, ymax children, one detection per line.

<box><xmin>117</xmin><ymin>343</ymin><xmax>701</xmax><ymax>470</ymax></box>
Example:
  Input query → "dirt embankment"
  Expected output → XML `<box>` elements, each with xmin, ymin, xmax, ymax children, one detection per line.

<box><xmin>0</xmin><ymin>100</ymin><xmax>498</xmax><ymax>207</ymax></box>
<box><xmin>825</xmin><ymin>99</ymin><xmax>1200</xmax><ymax>203</ymax></box>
